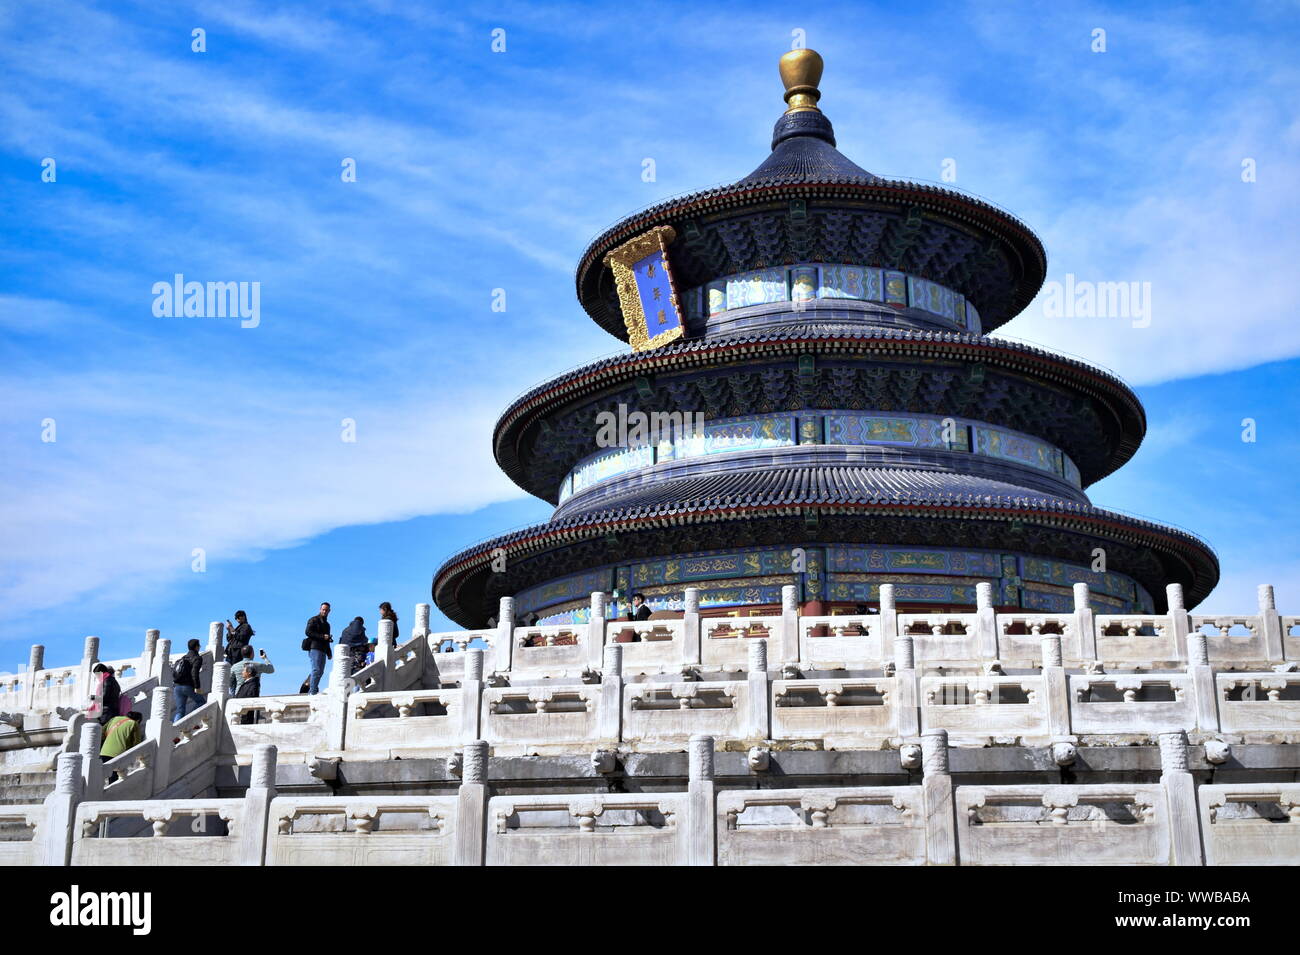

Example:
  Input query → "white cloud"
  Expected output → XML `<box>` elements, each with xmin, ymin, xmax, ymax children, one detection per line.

<box><xmin>2</xmin><ymin>1</ymin><xmax>1297</xmax><ymax>630</ymax></box>
<box><xmin>0</xmin><ymin>354</ymin><xmax>522</xmax><ymax>617</ymax></box>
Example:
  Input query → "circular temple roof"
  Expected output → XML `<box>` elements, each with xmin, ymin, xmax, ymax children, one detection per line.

<box><xmin>575</xmin><ymin>57</ymin><xmax>1047</xmax><ymax>340</ymax></box>
<box><xmin>432</xmin><ymin>465</ymin><xmax>1219</xmax><ymax>626</ymax></box>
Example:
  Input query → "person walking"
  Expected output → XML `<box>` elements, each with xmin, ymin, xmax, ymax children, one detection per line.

<box><xmin>303</xmin><ymin>602</ymin><xmax>332</xmax><ymax>695</ymax></box>
<box><xmin>171</xmin><ymin>639</ymin><xmax>206</xmax><ymax>721</ymax></box>
<box><xmin>88</xmin><ymin>663</ymin><xmax>120</xmax><ymax>725</ymax></box>
<box><xmin>340</xmin><ymin>616</ymin><xmax>369</xmax><ymax>675</ymax></box>
<box><xmin>100</xmin><ymin>711</ymin><xmax>144</xmax><ymax>762</ymax></box>
<box><xmin>224</xmin><ymin>610</ymin><xmax>254</xmax><ymax>665</ymax></box>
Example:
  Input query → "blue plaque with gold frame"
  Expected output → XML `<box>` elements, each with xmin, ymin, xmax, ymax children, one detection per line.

<box><xmin>603</xmin><ymin>225</ymin><xmax>685</xmax><ymax>352</ymax></box>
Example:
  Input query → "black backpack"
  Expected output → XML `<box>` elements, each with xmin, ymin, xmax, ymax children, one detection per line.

<box><xmin>172</xmin><ymin>657</ymin><xmax>191</xmax><ymax>685</ymax></box>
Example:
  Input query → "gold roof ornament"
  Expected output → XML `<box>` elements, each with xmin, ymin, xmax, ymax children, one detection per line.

<box><xmin>779</xmin><ymin>48</ymin><xmax>824</xmax><ymax>113</ymax></box>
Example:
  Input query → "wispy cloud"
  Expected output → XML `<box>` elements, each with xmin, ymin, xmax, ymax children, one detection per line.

<box><xmin>1</xmin><ymin>0</ymin><xmax>1297</xmax><ymax>637</ymax></box>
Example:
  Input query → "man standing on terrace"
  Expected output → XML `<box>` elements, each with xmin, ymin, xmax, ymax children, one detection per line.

<box><xmin>304</xmin><ymin>602</ymin><xmax>332</xmax><ymax>695</ymax></box>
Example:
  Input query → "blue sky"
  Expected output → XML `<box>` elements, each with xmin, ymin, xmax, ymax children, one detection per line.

<box><xmin>1</xmin><ymin>1</ymin><xmax>1297</xmax><ymax>693</ymax></box>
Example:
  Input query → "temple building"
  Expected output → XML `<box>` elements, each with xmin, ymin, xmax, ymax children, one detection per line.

<box><xmin>433</xmin><ymin>50</ymin><xmax>1219</xmax><ymax>628</ymax></box>
<box><xmin>3</xmin><ymin>50</ymin><xmax>1295</xmax><ymax>874</ymax></box>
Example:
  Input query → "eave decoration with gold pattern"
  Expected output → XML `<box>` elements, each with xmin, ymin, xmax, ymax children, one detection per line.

<box><xmin>603</xmin><ymin>225</ymin><xmax>685</xmax><ymax>352</ymax></box>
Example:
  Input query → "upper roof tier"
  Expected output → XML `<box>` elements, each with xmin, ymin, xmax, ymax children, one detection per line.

<box><xmin>576</xmin><ymin>50</ymin><xmax>1047</xmax><ymax>340</ymax></box>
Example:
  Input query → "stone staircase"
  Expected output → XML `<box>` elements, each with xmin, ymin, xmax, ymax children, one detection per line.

<box><xmin>0</xmin><ymin>769</ymin><xmax>55</xmax><ymax>841</ymax></box>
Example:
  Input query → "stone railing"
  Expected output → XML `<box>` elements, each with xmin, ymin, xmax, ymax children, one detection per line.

<box><xmin>73</xmin><ymin>798</ymin><xmax>248</xmax><ymax>865</ymax></box>
<box><xmin>1197</xmin><ymin>783</ymin><xmax>1300</xmax><ymax>865</ymax></box>
<box><xmin>348</xmin><ymin>689</ymin><xmax>465</xmax><ymax>755</ymax></box>
<box><xmin>14</xmin><ymin>730</ymin><xmax>1261</xmax><ymax>866</ymax></box>
<box><xmin>955</xmin><ymin>783</ymin><xmax>1172</xmax><ymax>865</ymax></box>
<box><xmin>110</xmin><ymin>626</ymin><xmax>1295</xmax><ymax>762</ymax></box>
<box><xmin>717</xmin><ymin>786</ymin><xmax>926</xmax><ymax>866</ymax></box>
<box><xmin>269</xmin><ymin>795</ymin><xmax>461</xmax><ymax>865</ymax></box>
<box><xmin>489</xmin><ymin>792</ymin><xmax>691</xmax><ymax>866</ymax></box>
<box><xmin>1216</xmin><ymin>673</ymin><xmax>1300</xmax><ymax>733</ymax></box>
<box><xmin>8</xmin><ymin>584</ymin><xmax>1297</xmax><ymax>723</ymax></box>
<box><xmin>5</xmin><ymin>586</ymin><xmax>1299</xmax><ymax>770</ymax></box>
<box><xmin>772</xmin><ymin>677</ymin><xmax>901</xmax><ymax>746</ymax></box>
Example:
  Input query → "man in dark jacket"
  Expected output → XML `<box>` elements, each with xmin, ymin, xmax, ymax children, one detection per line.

<box><xmin>171</xmin><ymin>638</ymin><xmax>206</xmax><ymax>722</ymax></box>
<box><xmin>304</xmin><ymin>602</ymin><xmax>332</xmax><ymax>695</ymax></box>
<box><xmin>628</xmin><ymin>593</ymin><xmax>652</xmax><ymax>621</ymax></box>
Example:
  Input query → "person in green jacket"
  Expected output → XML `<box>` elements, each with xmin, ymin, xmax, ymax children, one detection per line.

<box><xmin>99</xmin><ymin>712</ymin><xmax>144</xmax><ymax>761</ymax></box>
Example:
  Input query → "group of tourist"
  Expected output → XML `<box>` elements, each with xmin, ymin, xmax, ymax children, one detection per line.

<box><xmin>86</xmin><ymin>598</ymin><xmax>402</xmax><ymax>767</ymax></box>
<box><xmin>300</xmin><ymin>601</ymin><xmax>399</xmax><ymax>694</ymax></box>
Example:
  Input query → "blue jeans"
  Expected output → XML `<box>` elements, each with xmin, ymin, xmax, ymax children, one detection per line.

<box><xmin>308</xmin><ymin>649</ymin><xmax>327</xmax><ymax>694</ymax></box>
<box><xmin>172</xmin><ymin>685</ymin><xmax>206</xmax><ymax>722</ymax></box>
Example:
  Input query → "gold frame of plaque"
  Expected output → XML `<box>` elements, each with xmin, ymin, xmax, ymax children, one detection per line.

<box><xmin>603</xmin><ymin>225</ymin><xmax>686</xmax><ymax>352</ymax></box>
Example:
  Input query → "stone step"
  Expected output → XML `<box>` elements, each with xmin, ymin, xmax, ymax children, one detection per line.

<box><xmin>0</xmin><ymin>816</ymin><xmax>37</xmax><ymax>842</ymax></box>
<box><xmin>0</xmin><ymin>770</ymin><xmax>56</xmax><ymax>805</ymax></box>
<box><xmin>0</xmin><ymin>770</ymin><xmax>51</xmax><ymax>842</ymax></box>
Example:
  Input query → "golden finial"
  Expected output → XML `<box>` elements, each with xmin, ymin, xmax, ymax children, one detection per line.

<box><xmin>779</xmin><ymin>48</ymin><xmax>824</xmax><ymax>113</ymax></box>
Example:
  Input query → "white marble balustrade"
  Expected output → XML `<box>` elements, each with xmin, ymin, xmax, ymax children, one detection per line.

<box><xmin>1217</xmin><ymin>673</ymin><xmax>1300</xmax><ymax>732</ymax></box>
<box><xmin>701</xmin><ymin>616</ymin><xmax>784</xmax><ymax>669</ymax></box>
<box><xmin>73</xmin><ymin>798</ymin><xmax>247</xmax><ymax>865</ymax></box>
<box><xmin>1191</xmin><ymin>616</ymin><xmax>1269</xmax><ymax>666</ymax></box>
<box><xmin>510</xmin><ymin>625</ymin><xmax>587</xmax><ymax>679</ymax></box>
<box><xmin>920</xmin><ymin>676</ymin><xmax>1048</xmax><ymax>740</ymax></box>
<box><xmin>267</xmin><ymin>795</ymin><xmax>459</xmax><ymax>866</ymax></box>
<box><xmin>624</xmin><ymin>680</ymin><xmax>751</xmax><ymax>746</ymax></box>
<box><xmin>798</xmin><ymin>615</ymin><xmax>882</xmax><ymax>670</ymax></box>
<box><xmin>481</xmin><ymin>684</ymin><xmax>602</xmax><ymax>752</ymax></box>
<box><xmin>956</xmin><ymin>784</ymin><xmax>1171</xmax><ymax>865</ymax></box>
<box><xmin>1092</xmin><ymin>615</ymin><xmax>1178</xmax><ymax>666</ymax></box>
<box><xmin>717</xmin><ymin>786</ymin><xmax>926</xmax><ymax>866</ymax></box>
<box><xmin>1068</xmin><ymin>673</ymin><xmax>1200</xmax><ymax>735</ymax></box>
<box><xmin>227</xmin><ymin>695</ymin><xmax>329</xmax><ymax>760</ymax></box>
<box><xmin>347</xmin><ymin>688</ymin><xmax>464</xmax><ymax>754</ymax></box>
<box><xmin>605</xmin><ymin>619</ymin><xmax>685</xmax><ymax>675</ymax></box>
<box><xmin>996</xmin><ymin>616</ymin><xmax>1073</xmax><ymax>665</ymax></box>
<box><xmin>900</xmin><ymin>614</ymin><xmax>981</xmax><ymax>664</ymax></box>
<box><xmin>487</xmin><ymin>792</ymin><xmax>690</xmax><ymax>866</ymax></box>
<box><xmin>770</xmin><ymin>678</ymin><xmax>898</xmax><ymax>746</ymax></box>
<box><xmin>1198</xmin><ymin>783</ymin><xmax>1300</xmax><ymax>865</ymax></box>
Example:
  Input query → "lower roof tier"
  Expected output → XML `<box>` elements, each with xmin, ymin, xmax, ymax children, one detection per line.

<box><xmin>511</xmin><ymin>541</ymin><xmax>1155</xmax><ymax>626</ymax></box>
<box><xmin>433</xmin><ymin>466</ymin><xmax>1218</xmax><ymax>627</ymax></box>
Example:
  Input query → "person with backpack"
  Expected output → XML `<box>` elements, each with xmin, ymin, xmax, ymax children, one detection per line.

<box><xmin>224</xmin><ymin>610</ymin><xmax>254</xmax><ymax>665</ymax></box>
<box><xmin>303</xmin><ymin>602</ymin><xmax>332</xmax><ymax>695</ymax></box>
<box><xmin>339</xmin><ymin>616</ymin><xmax>369</xmax><ymax>676</ymax></box>
<box><xmin>171</xmin><ymin>638</ymin><xmax>206</xmax><ymax>721</ymax></box>
<box><xmin>88</xmin><ymin>663</ymin><xmax>120</xmax><ymax>725</ymax></box>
